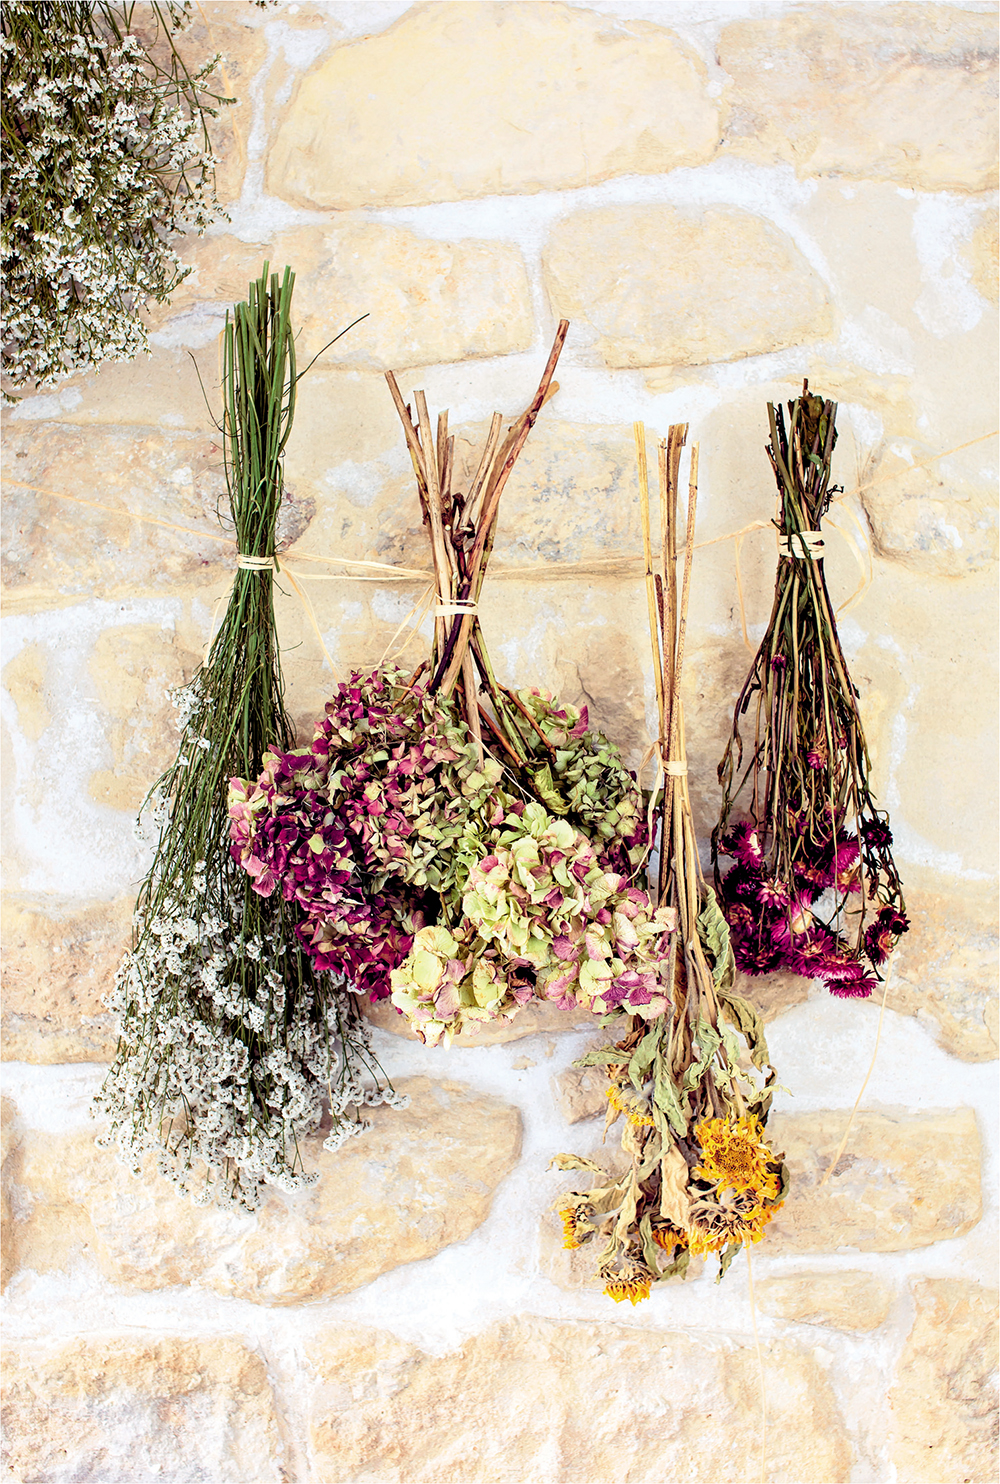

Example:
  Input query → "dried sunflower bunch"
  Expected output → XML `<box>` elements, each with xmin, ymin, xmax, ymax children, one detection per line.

<box><xmin>713</xmin><ymin>385</ymin><xmax>907</xmax><ymax>997</ymax></box>
<box><xmin>554</xmin><ymin>425</ymin><xmax>789</xmax><ymax>1302</ymax></box>
<box><xmin>1</xmin><ymin>0</ymin><xmax>229</xmax><ymax>394</ymax></box>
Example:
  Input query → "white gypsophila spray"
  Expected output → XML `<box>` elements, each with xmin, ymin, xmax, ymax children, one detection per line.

<box><xmin>1</xmin><ymin>1</ymin><xmax>230</xmax><ymax>396</ymax></box>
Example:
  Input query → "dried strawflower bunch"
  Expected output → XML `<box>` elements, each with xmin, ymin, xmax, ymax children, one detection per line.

<box><xmin>713</xmin><ymin>386</ymin><xmax>907</xmax><ymax>998</ymax></box>
<box><xmin>554</xmin><ymin>425</ymin><xmax>788</xmax><ymax>1302</ymax></box>
<box><xmin>1</xmin><ymin>0</ymin><xmax>229</xmax><ymax>395</ymax></box>
<box><xmin>230</xmin><ymin>325</ymin><xmax>675</xmax><ymax>1043</ymax></box>
<box><xmin>96</xmin><ymin>268</ymin><xmax>400</xmax><ymax>1211</ymax></box>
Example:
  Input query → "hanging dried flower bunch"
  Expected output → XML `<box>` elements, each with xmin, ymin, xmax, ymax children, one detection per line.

<box><xmin>553</xmin><ymin>425</ymin><xmax>788</xmax><ymax>1302</ymax></box>
<box><xmin>229</xmin><ymin>325</ymin><xmax>678</xmax><ymax>1045</ymax></box>
<box><xmin>1</xmin><ymin>0</ymin><xmax>229</xmax><ymax>395</ymax></box>
<box><xmin>96</xmin><ymin>267</ymin><xmax>400</xmax><ymax>1211</ymax></box>
<box><xmin>713</xmin><ymin>386</ymin><xmax>908</xmax><ymax>997</ymax></box>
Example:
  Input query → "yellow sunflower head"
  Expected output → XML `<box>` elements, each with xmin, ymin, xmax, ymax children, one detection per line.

<box><xmin>693</xmin><ymin>1114</ymin><xmax>780</xmax><ymax>1200</ymax></box>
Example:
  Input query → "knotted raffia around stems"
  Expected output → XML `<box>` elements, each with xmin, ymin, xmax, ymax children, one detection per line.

<box><xmin>713</xmin><ymin>387</ymin><xmax>907</xmax><ymax>999</ymax></box>
<box><xmin>553</xmin><ymin>425</ymin><xmax>788</xmax><ymax>1303</ymax></box>
<box><xmin>95</xmin><ymin>266</ymin><xmax>399</xmax><ymax>1211</ymax></box>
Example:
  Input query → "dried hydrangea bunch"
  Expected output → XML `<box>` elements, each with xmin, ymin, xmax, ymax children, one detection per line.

<box><xmin>554</xmin><ymin>426</ymin><xmax>788</xmax><ymax>1302</ymax></box>
<box><xmin>96</xmin><ymin>268</ymin><xmax>400</xmax><ymax>1211</ymax></box>
<box><xmin>230</xmin><ymin>666</ymin><xmax>674</xmax><ymax>1044</ymax></box>
<box><xmin>1</xmin><ymin>0</ymin><xmax>229</xmax><ymax>394</ymax></box>
<box><xmin>714</xmin><ymin>386</ymin><xmax>907</xmax><ymax>998</ymax></box>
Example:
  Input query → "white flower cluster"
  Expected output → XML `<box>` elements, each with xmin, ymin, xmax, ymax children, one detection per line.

<box><xmin>1</xmin><ymin>1</ymin><xmax>228</xmax><ymax>394</ymax></box>
<box><xmin>96</xmin><ymin>870</ymin><xmax>406</xmax><ymax>1212</ymax></box>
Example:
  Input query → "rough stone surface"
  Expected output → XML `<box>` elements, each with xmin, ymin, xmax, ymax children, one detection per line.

<box><xmin>0</xmin><ymin>895</ymin><xmax>130</xmax><ymax>1064</ymax></box>
<box><xmin>268</xmin><ymin>2</ymin><xmax>719</xmax><ymax>208</ymax></box>
<box><xmin>889</xmin><ymin>1278</ymin><xmax>999</xmax><ymax>1484</ymax></box>
<box><xmin>87</xmin><ymin>625</ymin><xmax>201</xmax><ymax>811</ymax></box>
<box><xmin>757</xmin><ymin>1270</ymin><xmax>894</xmax><ymax>1332</ymax></box>
<box><xmin>861</xmin><ymin>441</ymin><xmax>998</xmax><ymax>576</ymax></box>
<box><xmin>967</xmin><ymin>209</ymin><xmax>999</xmax><ymax>306</ymax></box>
<box><xmin>766</xmin><ymin>1108</ymin><xmax>982</xmax><ymax>1254</ymax></box>
<box><xmin>2</xmin><ymin>424</ymin><xmax>232</xmax><ymax>608</ymax></box>
<box><xmin>1</xmin><ymin>1335</ymin><xmax>283</xmax><ymax>1483</ymax></box>
<box><xmin>1</xmin><ymin>1097</ymin><xmax>20</xmax><ymax>1292</ymax></box>
<box><xmin>719</xmin><ymin>5</ymin><xmax>999</xmax><ymax>192</ymax></box>
<box><xmin>550</xmin><ymin>1064</ymin><xmax>609</xmax><ymax>1125</ymax></box>
<box><xmin>2</xmin><ymin>344</ymin><xmax>224</xmax><ymax>433</ymax></box>
<box><xmin>364</xmin><ymin>995</ymin><xmax>595</xmax><ymax>1045</ymax></box>
<box><xmin>275</xmin><ymin>223</ymin><xmax>534</xmax><ymax>368</ymax></box>
<box><xmin>306</xmin><ymin>1315</ymin><xmax>851</xmax><ymax>1483</ymax></box>
<box><xmin>543</xmin><ymin>206</ymin><xmax>832</xmax><ymax>368</ymax></box>
<box><xmin>14</xmin><ymin>1078</ymin><xmax>521</xmax><ymax>1303</ymax></box>
<box><xmin>1</xmin><ymin>644</ymin><xmax>50</xmax><ymax>743</ymax></box>
<box><xmin>887</xmin><ymin>869</ymin><xmax>999</xmax><ymax>1063</ymax></box>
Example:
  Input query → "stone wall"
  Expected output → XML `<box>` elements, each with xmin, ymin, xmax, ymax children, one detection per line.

<box><xmin>2</xmin><ymin>3</ymin><xmax>997</xmax><ymax>1481</ymax></box>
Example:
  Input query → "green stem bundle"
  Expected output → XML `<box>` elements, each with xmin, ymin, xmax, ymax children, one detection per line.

<box><xmin>96</xmin><ymin>268</ymin><xmax>396</xmax><ymax>1209</ymax></box>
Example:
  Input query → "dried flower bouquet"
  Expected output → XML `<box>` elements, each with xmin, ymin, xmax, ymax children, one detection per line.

<box><xmin>229</xmin><ymin>325</ymin><xmax>677</xmax><ymax>1044</ymax></box>
<box><xmin>554</xmin><ymin>425</ymin><xmax>788</xmax><ymax>1303</ymax></box>
<box><xmin>96</xmin><ymin>268</ymin><xmax>399</xmax><ymax>1211</ymax></box>
<box><xmin>713</xmin><ymin>386</ymin><xmax>907</xmax><ymax>997</ymax></box>
<box><xmin>2</xmin><ymin>1</ymin><xmax>229</xmax><ymax>394</ymax></box>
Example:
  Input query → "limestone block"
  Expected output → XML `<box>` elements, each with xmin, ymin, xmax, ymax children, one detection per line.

<box><xmin>861</xmin><ymin>441</ymin><xmax>998</xmax><ymax>575</ymax></box>
<box><xmin>87</xmin><ymin>625</ymin><xmax>201</xmax><ymax>811</ymax></box>
<box><xmin>306</xmin><ymin>1316</ymin><xmax>851</xmax><ymax>1482</ymax></box>
<box><xmin>2</xmin><ymin>644</ymin><xmax>50</xmax><ymax>743</ymax></box>
<box><xmin>543</xmin><ymin>206</ymin><xmax>832</xmax><ymax>368</ymax></box>
<box><xmin>736</xmin><ymin>969</ymin><xmax>812</xmax><ymax>1025</ymax></box>
<box><xmin>268</xmin><ymin>2</ymin><xmax>719</xmax><ymax>209</ymax></box>
<box><xmin>1</xmin><ymin>1096</ymin><xmax>21</xmax><ymax>1292</ymax></box>
<box><xmin>757</xmin><ymin>1270</ymin><xmax>893</xmax><ymax>1332</ymax></box>
<box><xmin>719</xmin><ymin>5</ymin><xmax>999</xmax><ymax>192</ymax></box>
<box><xmin>15</xmin><ymin>1078</ymin><xmax>521</xmax><ymax>1303</ymax></box>
<box><xmin>2</xmin><ymin>423</ymin><xmax>232</xmax><ymax>609</ymax></box>
<box><xmin>889</xmin><ymin>1278</ymin><xmax>999</xmax><ymax>1484</ymax></box>
<box><xmin>1</xmin><ymin>344</ymin><xmax>225</xmax><ymax>432</ymax></box>
<box><xmin>967</xmin><ymin>209</ymin><xmax>999</xmax><ymax>306</ymax></box>
<box><xmin>766</xmin><ymin>1108</ymin><xmax>982</xmax><ymax>1254</ymax></box>
<box><xmin>277</xmin><ymin>223</ymin><xmax>534</xmax><ymax>369</ymax></box>
<box><xmin>886</xmin><ymin>868</ymin><xmax>999</xmax><ymax>1063</ymax></box>
<box><xmin>1</xmin><ymin>1335</ymin><xmax>283</xmax><ymax>1483</ymax></box>
<box><xmin>0</xmin><ymin>894</ymin><xmax>131</xmax><ymax>1064</ymax></box>
<box><xmin>364</xmin><ymin>995</ymin><xmax>595</xmax><ymax>1044</ymax></box>
<box><xmin>550</xmin><ymin>1064</ymin><xmax>609</xmax><ymax>1125</ymax></box>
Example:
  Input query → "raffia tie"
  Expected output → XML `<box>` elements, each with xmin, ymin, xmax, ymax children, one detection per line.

<box><xmin>778</xmin><ymin>530</ymin><xmax>825</xmax><ymax>560</ymax></box>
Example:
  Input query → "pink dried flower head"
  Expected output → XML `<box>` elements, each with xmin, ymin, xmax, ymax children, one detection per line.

<box><xmin>864</xmin><ymin>906</ymin><xmax>909</xmax><ymax>966</ymax></box>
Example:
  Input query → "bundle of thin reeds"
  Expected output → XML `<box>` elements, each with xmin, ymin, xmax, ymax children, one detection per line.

<box><xmin>554</xmin><ymin>423</ymin><xmax>788</xmax><ymax>1301</ymax></box>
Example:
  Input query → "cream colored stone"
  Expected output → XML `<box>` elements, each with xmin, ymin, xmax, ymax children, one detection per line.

<box><xmin>1</xmin><ymin>1097</ymin><xmax>20</xmax><ymax>1292</ymax></box>
<box><xmin>281</xmin><ymin>222</ymin><xmax>534</xmax><ymax>368</ymax></box>
<box><xmin>86</xmin><ymin>625</ymin><xmax>201</xmax><ymax>812</ymax></box>
<box><xmin>967</xmin><ymin>209</ymin><xmax>999</xmax><ymax>306</ymax></box>
<box><xmin>734</xmin><ymin>969</ymin><xmax>813</xmax><ymax>1025</ymax></box>
<box><xmin>268</xmin><ymin>2</ymin><xmax>719</xmax><ymax>209</ymax></box>
<box><xmin>766</xmin><ymin>1108</ymin><xmax>982</xmax><ymax>1254</ymax></box>
<box><xmin>861</xmin><ymin>441</ymin><xmax>997</xmax><ymax>575</ymax></box>
<box><xmin>757</xmin><ymin>1270</ymin><xmax>893</xmax><ymax>1332</ymax></box>
<box><xmin>307</xmin><ymin>1316</ymin><xmax>851</xmax><ymax>1483</ymax></box>
<box><xmin>887</xmin><ymin>868</ymin><xmax>999</xmax><ymax>1063</ymax></box>
<box><xmin>364</xmin><ymin>995</ymin><xmax>595</xmax><ymax>1044</ymax></box>
<box><xmin>719</xmin><ymin>5</ymin><xmax>999</xmax><ymax>192</ymax></box>
<box><xmin>889</xmin><ymin>1278</ymin><xmax>999</xmax><ymax>1484</ymax></box>
<box><xmin>544</xmin><ymin>206</ymin><xmax>832</xmax><ymax>368</ymax></box>
<box><xmin>2</xmin><ymin>644</ymin><xmax>50</xmax><ymax>743</ymax></box>
<box><xmin>2</xmin><ymin>1335</ymin><xmax>283</xmax><ymax>1483</ymax></box>
<box><xmin>16</xmin><ymin>1078</ymin><xmax>521</xmax><ymax>1303</ymax></box>
<box><xmin>550</xmin><ymin>1064</ymin><xmax>609</xmax><ymax>1125</ymax></box>
<box><xmin>2</xmin><ymin>343</ymin><xmax>225</xmax><ymax>432</ymax></box>
<box><xmin>0</xmin><ymin>895</ymin><xmax>131</xmax><ymax>1064</ymax></box>
<box><xmin>2</xmin><ymin>423</ymin><xmax>231</xmax><ymax>610</ymax></box>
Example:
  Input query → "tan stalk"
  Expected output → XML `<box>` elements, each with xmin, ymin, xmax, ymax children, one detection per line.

<box><xmin>634</xmin><ymin>422</ymin><xmax>664</xmax><ymax>721</ymax></box>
